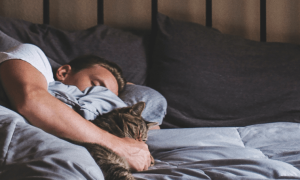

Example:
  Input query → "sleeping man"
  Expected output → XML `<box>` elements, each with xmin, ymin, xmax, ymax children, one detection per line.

<box><xmin>0</xmin><ymin>43</ymin><xmax>166</xmax><ymax>172</ymax></box>
<box><xmin>50</xmin><ymin>53</ymin><xmax>166</xmax><ymax>125</ymax></box>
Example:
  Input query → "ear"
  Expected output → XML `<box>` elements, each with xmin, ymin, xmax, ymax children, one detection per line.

<box><xmin>130</xmin><ymin>102</ymin><xmax>145</xmax><ymax>116</ymax></box>
<box><xmin>147</xmin><ymin>122</ymin><xmax>158</xmax><ymax>128</ymax></box>
<box><xmin>56</xmin><ymin>65</ymin><xmax>72</xmax><ymax>82</ymax></box>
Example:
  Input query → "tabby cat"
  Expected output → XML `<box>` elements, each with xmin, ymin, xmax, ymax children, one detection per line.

<box><xmin>69</xmin><ymin>102</ymin><xmax>157</xmax><ymax>180</ymax></box>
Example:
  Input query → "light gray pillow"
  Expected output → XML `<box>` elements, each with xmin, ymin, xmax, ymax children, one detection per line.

<box><xmin>119</xmin><ymin>84</ymin><xmax>167</xmax><ymax>125</ymax></box>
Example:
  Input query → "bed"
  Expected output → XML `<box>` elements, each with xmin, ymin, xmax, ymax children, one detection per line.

<box><xmin>1</xmin><ymin>0</ymin><xmax>300</xmax><ymax>179</ymax></box>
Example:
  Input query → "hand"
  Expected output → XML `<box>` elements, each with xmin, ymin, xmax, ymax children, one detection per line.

<box><xmin>115</xmin><ymin>137</ymin><xmax>151</xmax><ymax>171</ymax></box>
<box><xmin>149</xmin><ymin>125</ymin><xmax>160</xmax><ymax>130</ymax></box>
<box><xmin>126</xmin><ymin>82</ymin><xmax>134</xmax><ymax>85</ymax></box>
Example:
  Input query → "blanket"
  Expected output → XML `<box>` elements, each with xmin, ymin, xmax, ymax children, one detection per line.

<box><xmin>134</xmin><ymin>123</ymin><xmax>300</xmax><ymax>179</ymax></box>
<box><xmin>48</xmin><ymin>81</ymin><xmax>126</xmax><ymax>120</ymax></box>
<box><xmin>1</xmin><ymin>106</ymin><xmax>300</xmax><ymax>179</ymax></box>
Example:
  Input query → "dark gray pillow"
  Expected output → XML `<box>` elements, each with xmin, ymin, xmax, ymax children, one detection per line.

<box><xmin>149</xmin><ymin>13</ymin><xmax>300</xmax><ymax>128</ymax></box>
<box><xmin>0</xmin><ymin>17</ymin><xmax>149</xmax><ymax>85</ymax></box>
<box><xmin>0</xmin><ymin>30</ymin><xmax>21</xmax><ymax>51</ymax></box>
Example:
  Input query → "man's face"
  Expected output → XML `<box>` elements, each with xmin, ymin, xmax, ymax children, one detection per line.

<box><xmin>60</xmin><ymin>65</ymin><xmax>119</xmax><ymax>95</ymax></box>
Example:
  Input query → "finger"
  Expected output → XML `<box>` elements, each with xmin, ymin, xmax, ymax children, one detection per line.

<box><xmin>142</xmin><ymin>153</ymin><xmax>151</xmax><ymax>171</ymax></box>
<box><xmin>144</xmin><ymin>163</ymin><xmax>148</xmax><ymax>171</ymax></box>
<box><xmin>150</xmin><ymin>155</ymin><xmax>155</xmax><ymax>166</ymax></box>
<box><xmin>146</xmin><ymin>154</ymin><xmax>151</xmax><ymax>169</ymax></box>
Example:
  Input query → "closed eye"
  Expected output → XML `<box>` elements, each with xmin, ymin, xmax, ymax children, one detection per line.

<box><xmin>92</xmin><ymin>81</ymin><xmax>102</xmax><ymax>86</ymax></box>
<box><xmin>92</xmin><ymin>80</ymin><xmax>106</xmax><ymax>87</ymax></box>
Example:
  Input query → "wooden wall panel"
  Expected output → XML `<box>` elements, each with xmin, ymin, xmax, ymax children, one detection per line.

<box><xmin>158</xmin><ymin>0</ymin><xmax>206</xmax><ymax>26</ymax></box>
<box><xmin>267</xmin><ymin>0</ymin><xmax>300</xmax><ymax>44</ymax></box>
<box><xmin>0</xmin><ymin>0</ymin><xmax>43</xmax><ymax>24</ymax></box>
<box><xmin>213</xmin><ymin>0</ymin><xmax>260</xmax><ymax>41</ymax></box>
<box><xmin>104</xmin><ymin>0</ymin><xmax>151</xmax><ymax>30</ymax></box>
<box><xmin>50</xmin><ymin>0</ymin><xmax>97</xmax><ymax>31</ymax></box>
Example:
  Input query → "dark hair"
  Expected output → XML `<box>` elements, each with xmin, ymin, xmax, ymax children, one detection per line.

<box><xmin>68</xmin><ymin>55</ymin><xmax>126</xmax><ymax>93</ymax></box>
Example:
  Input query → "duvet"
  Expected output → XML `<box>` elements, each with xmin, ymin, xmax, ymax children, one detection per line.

<box><xmin>0</xmin><ymin>103</ymin><xmax>300</xmax><ymax>179</ymax></box>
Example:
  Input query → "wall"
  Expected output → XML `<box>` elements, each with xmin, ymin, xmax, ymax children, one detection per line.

<box><xmin>0</xmin><ymin>0</ymin><xmax>300</xmax><ymax>44</ymax></box>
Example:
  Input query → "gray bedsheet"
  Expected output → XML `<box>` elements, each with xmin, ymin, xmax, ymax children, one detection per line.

<box><xmin>134</xmin><ymin>123</ymin><xmax>300</xmax><ymax>180</ymax></box>
<box><xmin>1</xmin><ymin>104</ymin><xmax>300</xmax><ymax>179</ymax></box>
<box><xmin>0</xmin><ymin>105</ymin><xmax>104</xmax><ymax>180</ymax></box>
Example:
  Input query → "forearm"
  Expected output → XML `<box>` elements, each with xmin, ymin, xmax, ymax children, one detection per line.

<box><xmin>19</xmin><ymin>88</ymin><xmax>119</xmax><ymax>147</ymax></box>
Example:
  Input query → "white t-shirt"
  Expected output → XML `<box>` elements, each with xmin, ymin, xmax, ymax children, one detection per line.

<box><xmin>0</xmin><ymin>44</ymin><xmax>55</xmax><ymax>85</ymax></box>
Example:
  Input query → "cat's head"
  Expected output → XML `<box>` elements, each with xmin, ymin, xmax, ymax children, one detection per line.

<box><xmin>94</xmin><ymin>102</ymin><xmax>157</xmax><ymax>141</ymax></box>
<box><xmin>117</xmin><ymin>102</ymin><xmax>157</xmax><ymax>141</ymax></box>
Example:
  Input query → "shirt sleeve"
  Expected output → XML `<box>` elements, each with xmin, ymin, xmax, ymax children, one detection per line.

<box><xmin>0</xmin><ymin>44</ymin><xmax>55</xmax><ymax>85</ymax></box>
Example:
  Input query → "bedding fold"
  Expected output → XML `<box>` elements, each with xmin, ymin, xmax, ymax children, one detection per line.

<box><xmin>0</xmin><ymin>102</ymin><xmax>300</xmax><ymax>179</ymax></box>
<box><xmin>135</xmin><ymin>122</ymin><xmax>300</xmax><ymax>179</ymax></box>
<box><xmin>0</xmin><ymin>105</ymin><xmax>104</xmax><ymax>180</ymax></box>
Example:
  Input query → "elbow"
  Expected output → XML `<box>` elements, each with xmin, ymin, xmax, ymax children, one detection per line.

<box><xmin>13</xmin><ymin>88</ymin><xmax>46</xmax><ymax>117</ymax></box>
<box><xmin>14</xmin><ymin>93</ymin><xmax>35</xmax><ymax>117</ymax></box>
<box><xmin>15</xmin><ymin>99</ymin><xmax>31</xmax><ymax>117</ymax></box>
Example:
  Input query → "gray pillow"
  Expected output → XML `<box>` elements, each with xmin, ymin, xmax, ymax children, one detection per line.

<box><xmin>0</xmin><ymin>17</ymin><xmax>149</xmax><ymax>85</ymax></box>
<box><xmin>0</xmin><ymin>30</ymin><xmax>60</xmax><ymax>69</ymax></box>
<box><xmin>0</xmin><ymin>30</ymin><xmax>21</xmax><ymax>51</ymax></box>
<box><xmin>149</xmin><ymin>13</ymin><xmax>300</xmax><ymax>128</ymax></box>
<box><xmin>119</xmin><ymin>84</ymin><xmax>167</xmax><ymax>125</ymax></box>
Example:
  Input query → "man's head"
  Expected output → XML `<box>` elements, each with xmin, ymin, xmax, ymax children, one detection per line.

<box><xmin>55</xmin><ymin>55</ymin><xmax>126</xmax><ymax>95</ymax></box>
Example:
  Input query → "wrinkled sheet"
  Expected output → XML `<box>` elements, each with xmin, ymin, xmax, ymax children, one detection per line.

<box><xmin>0</xmin><ymin>105</ymin><xmax>104</xmax><ymax>180</ymax></box>
<box><xmin>1</xmin><ymin>104</ymin><xmax>300</xmax><ymax>179</ymax></box>
<box><xmin>48</xmin><ymin>81</ymin><xmax>126</xmax><ymax>120</ymax></box>
<box><xmin>134</xmin><ymin>122</ymin><xmax>300</xmax><ymax>180</ymax></box>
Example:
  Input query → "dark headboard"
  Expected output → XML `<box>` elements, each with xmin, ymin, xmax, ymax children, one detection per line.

<box><xmin>41</xmin><ymin>0</ymin><xmax>268</xmax><ymax>42</ymax></box>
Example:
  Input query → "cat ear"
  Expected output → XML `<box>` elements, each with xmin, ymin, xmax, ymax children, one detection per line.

<box><xmin>147</xmin><ymin>122</ymin><xmax>158</xmax><ymax>128</ymax></box>
<box><xmin>130</xmin><ymin>102</ymin><xmax>146</xmax><ymax>116</ymax></box>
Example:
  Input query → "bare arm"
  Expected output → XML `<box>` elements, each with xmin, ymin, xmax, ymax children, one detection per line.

<box><xmin>0</xmin><ymin>59</ymin><xmax>151</xmax><ymax>171</ymax></box>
